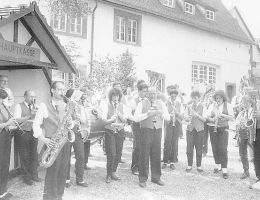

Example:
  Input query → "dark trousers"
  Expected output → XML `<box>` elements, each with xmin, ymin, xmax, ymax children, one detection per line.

<box><xmin>84</xmin><ymin>139</ymin><xmax>91</xmax><ymax>165</ymax></box>
<box><xmin>0</xmin><ymin>129</ymin><xmax>12</xmax><ymax>196</ymax></box>
<box><xmin>254</xmin><ymin>129</ymin><xmax>260</xmax><ymax>178</ymax></box>
<box><xmin>239</xmin><ymin>138</ymin><xmax>249</xmax><ymax>172</ymax></box>
<box><xmin>17</xmin><ymin>130</ymin><xmax>38</xmax><ymax>180</ymax></box>
<box><xmin>139</xmin><ymin>127</ymin><xmax>162</xmax><ymax>183</ymax></box>
<box><xmin>209</xmin><ymin>126</ymin><xmax>229</xmax><ymax>168</ymax></box>
<box><xmin>67</xmin><ymin>133</ymin><xmax>85</xmax><ymax>183</ymax></box>
<box><xmin>105</xmin><ymin>129</ymin><xmax>124</xmax><ymax>176</ymax></box>
<box><xmin>43</xmin><ymin>142</ymin><xmax>71</xmax><ymax>200</ymax></box>
<box><xmin>203</xmin><ymin>122</ymin><xmax>209</xmax><ymax>154</ymax></box>
<box><xmin>186</xmin><ymin>129</ymin><xmax>204</xmax><ymax>167</ymax></box>
<box><xmin>163</xmin><ymin>124</ymin><xmax>179</xmax><ymax>163</ymax></box>
<box><xmin>131</xmin><ymin>122</ymin><xmax>141</xmax><ymax>171</ymax></box>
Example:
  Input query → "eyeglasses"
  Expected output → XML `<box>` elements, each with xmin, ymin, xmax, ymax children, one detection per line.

<box><xmin>0</xmin><ymin>80</ymin><xmax>8</xmax><ymax>83</ymax></box>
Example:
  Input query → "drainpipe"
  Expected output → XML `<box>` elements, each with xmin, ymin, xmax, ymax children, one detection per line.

<box><xmin>89</xmin><ymin>0</ymin><xmax>98</xmax><ymax>77</ymax></box>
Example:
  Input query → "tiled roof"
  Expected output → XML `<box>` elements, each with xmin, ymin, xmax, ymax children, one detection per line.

<box><xmin>102</xmin><ymin>0</ymin><xmax>252</xmax><ymax>44</ymax></box>
<box><xmin>0</xmin><ymin>2</ymin><xmax>77</xmax><ymax>74</ymax></box>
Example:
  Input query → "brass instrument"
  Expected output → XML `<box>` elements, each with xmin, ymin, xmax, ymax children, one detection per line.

<box><xmin>111</xmin><ymin>99</ymin><xmax>124</xmax><ymax>133</ymax></box>
<box><xmin>2</xmin><ymin>103</ymin><xmax>25</xmax><ymax>134</ymax></box>
<box><xmin>41</xmin><ymin>99</ymin><xmax>76</xmax><ymax>168</ymax></box>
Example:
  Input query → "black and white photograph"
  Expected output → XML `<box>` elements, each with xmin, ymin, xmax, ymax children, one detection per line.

<box><xmin>0</xmin><ymin>0</ymin><xmax>260</xmax><ymax>199</ymax></box>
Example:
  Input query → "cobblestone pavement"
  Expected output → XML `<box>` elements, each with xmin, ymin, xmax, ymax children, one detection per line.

<box><xmin>8</xmin><ymin>129</ymin><xmax>260</xmax><ymax>200</ymax></box>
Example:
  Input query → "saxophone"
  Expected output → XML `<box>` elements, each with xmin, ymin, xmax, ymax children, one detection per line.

<box><xmin>41</xmin><ymin>100</ymin><xmax>76</xmax><ymax>168</ymax></box>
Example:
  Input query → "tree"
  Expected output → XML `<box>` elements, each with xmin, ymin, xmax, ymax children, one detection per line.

<box><xmin>84</xmin><ymin>51</ymin><xmax>136</xmax><ymax>93</ymax></box>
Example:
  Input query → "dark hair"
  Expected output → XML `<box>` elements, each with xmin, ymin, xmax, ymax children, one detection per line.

<box><xmin>50</xmin><ymin>81</ymin><xmax>64</xmax><ymax>96</ymax></box>
<box><xmin>0</xmin><ymin>89</ymin><xmax>8</xmax><ymax>99</ymax></box>
<box><xmin>136</xmin><ymin>80</ymin><xmax>145</xmax><ymax>88</ymax></box>
<box><xmin>137</xmin><ymin>83</ymin><xmax>148</xmax><ymax>91</ymax></box>
<box><xmin>51</xmin><ymin>81</ymin><xmax>64</xmax><ymax>90</ymax></box>
<box><xmin>169</xmin><ymin>89</ymin><xmax>179</xmax><ymax>96</ymax></box>
<box><xmin>213</xmin><ymin>90</ymin><xmax>227</xmax><ymax>102</ymax></box>
<box><xmin>0</xmin><ymin>75</ymin><xmax>8</xmax><ymax>80</ymax></box>
<box><xmin>108</xmin><ymin>88</ymin><xmax>122</xmax><ymax>102</ymax></box>
<box><xmin>190</xmin><ymin>90</ymin><xmax>201</xmax><ymax>98</ymax></box>
<box><xmin>65</xmin><ymin>88</ymin><xmax>74</xmax><ymax>103</ymax></box>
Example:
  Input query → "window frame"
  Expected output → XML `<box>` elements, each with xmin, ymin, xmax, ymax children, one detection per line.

<box><xmin>205</xmin><ymin>9</ymin><xmax>215</xmax><ymax>21</ymax></box>
<box><xmin>69</xmin><ymin>13</ymin><xmax>83</xmax><ymax>35</ymax></box>
<box><xmin>184</xmin><ymin>2</ymin><xmax>195</xmax><ymax>15</ymax></box>
<box><xmin>192</xmin><ymin>63</ymin><xmax>217</xmax><ymax>85</ymax></box>
<box><xmin>163</xmin><ymin>0</ymin><xmax>175</xmax><ymax>8</ymax></box>
<box><xmin>114</xmin><ymin>9</ymin><xmax>142</xmax><ymax>46</ymax></box>
<box><xmin>52</xmin><ymin>12</ymin><xmax>67</xmax><ymax>32</ymax></box>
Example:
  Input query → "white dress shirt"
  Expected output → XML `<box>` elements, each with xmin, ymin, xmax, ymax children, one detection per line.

<box><xmin>101</xmin><ymin>101</ymin><xmax>128</xmax><ymax>121</ymax></box>
<box><xmin>14</xmin><ymin>101</ymin><xmax>30</xmax><ymax>118</ymax></box>
<box><xmin>33</xmin><ymin>100</ymin><xmax>74</xmax><ymax>138</ymax></box>
<box><xmin>134</xmin><ymin>100</ymin><xmax>170</xmax><ymax>123</ymax></box>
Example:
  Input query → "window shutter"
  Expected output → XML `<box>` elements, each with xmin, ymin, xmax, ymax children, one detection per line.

<box><xmin>82</xmin><ymin>16</ymin><xmax>88</xmax><ymax>38</ymax></box>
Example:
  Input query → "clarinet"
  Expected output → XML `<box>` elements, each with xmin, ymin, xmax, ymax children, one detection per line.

<box><xmin>2</xmin><ymin>103</ymin><xmax>25</xmax><ymax>134</ymax></box>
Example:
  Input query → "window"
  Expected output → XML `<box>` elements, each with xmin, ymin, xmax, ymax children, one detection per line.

<box><xmin>52</xmin><ymin>12</ymin><xmax>66</xmax><ymax>32</ymax></box>
<box><xmin>114</xmin><ymin>9</ymin><xmax>142</xmax><ymax>45</ymax></box>
<box><xmin>70</xmin><ymin>13</ymin><xmax>83</xmax><ymax>34</ymax></box>
<box><xmin>162</xmin><ymin>0</ymin><xmax>175</xmax><ymax>8</ymax></box>
<box><xmin>184</xmin><ymin>2</ymin><xmax>195</xmax><ymax>14</ymax></box>
<box><xmin>205</xmin><ymin>10</ymin><xmax>215</xmax><ymax>21</ymax></box>
<box><xmin>192</xmin><ymin>63</ymin><xmax>216</xmax><ymax>84</ymax></box>
<box><xmin>128</xmin><ymin>19</ymin><xmax>137</xmax><ymax>43</ymax></box>
<box><xmin>116</xmin><ymin>16</ymin><xmax>126</xmax><ymax>42</ymax></box>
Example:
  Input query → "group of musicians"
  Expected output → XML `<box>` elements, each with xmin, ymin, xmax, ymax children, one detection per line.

<box><xmin>1</xmin><ymin>73</ymin><xmax>260</xmax><ymax>200</ymax></box>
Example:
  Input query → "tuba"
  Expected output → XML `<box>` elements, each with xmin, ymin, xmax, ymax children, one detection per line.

<box><xmin>41</xmin><ymin>100</ymin><xmax>76</xmax><ymax>168</ymax></box>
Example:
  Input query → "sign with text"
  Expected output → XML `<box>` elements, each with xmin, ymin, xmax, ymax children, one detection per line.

<box><xmin>0</xmin><ymin>39</ymin><xmax>40</xmax><ymax>61</ymax></box>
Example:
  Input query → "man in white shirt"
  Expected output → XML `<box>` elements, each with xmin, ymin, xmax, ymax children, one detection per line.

<box><xmin>14</xmin><ymin>90</ymin><xmax>40</xmax><ymax>185</ymax></box>
<box><xmin>130</xmin><ymin>82</ymin><xmax>148</xmax><ymax>175</ymax></box>
<box><xmin>0</xmin><ymin>75</ymin><xmax>14</xmax><ymax>107</ymax></box>
<box><xmin>134</xmin><ymin>87</ymin><xmax>170</xmax><ymax>188</ymax></box>
<box><xmin>33</xmin><ymin>81</ymin><xmax>74</xmax><ymax>200</ymax></box>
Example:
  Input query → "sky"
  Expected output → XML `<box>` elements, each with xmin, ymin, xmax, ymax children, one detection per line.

<box><xmin>222</xmin><ymin>0</ymin><xmax>260</xmax><ymax>39</ymax></box>
<box><xmin>1</xmin><ymin>0</ymin><xmax>260</xmax><ymax>38</ymax></box>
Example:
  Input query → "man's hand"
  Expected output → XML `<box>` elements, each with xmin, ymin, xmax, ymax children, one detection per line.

<box><xmin>41</xmin><ymin>137</ymin><xmax>55</xmax><ymax>149</ymax></box>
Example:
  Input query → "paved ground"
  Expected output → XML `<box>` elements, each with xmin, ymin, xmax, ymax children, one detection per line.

<box><xmin>8</xmin><ymin>129</ymin><xmax>260</xmax><ymax>200</ymax></box>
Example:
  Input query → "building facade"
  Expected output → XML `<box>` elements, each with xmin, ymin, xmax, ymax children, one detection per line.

<box><xmin>39</xmin><ymin>0</ymin><xmax>253</xmax><ymax>100</ymax></box>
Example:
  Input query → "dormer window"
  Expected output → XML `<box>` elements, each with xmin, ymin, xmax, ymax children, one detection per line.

<box><xmin>205</xmin><ymin>10</ymin><xmax>215</xmax><ymax>21</ymax></box>
<box><xmin>162</xmin><ymin>0</ymin><xmax>175</xmax><ymax>8</ymax></box>
<box><xmin>184</xmin><ymin>2</ymin><xmax>195</xmax><ymax>15</ymax></box>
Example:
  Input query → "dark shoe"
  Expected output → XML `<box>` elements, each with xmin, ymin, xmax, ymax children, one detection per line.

<box><xmin>119</xmin><ymin>159</ymin><xmax>125</xmax><ymax>164</ymax></box>
<box><xmin>197</xmin><ymin>168</ymin><xmax>204</xmax><ymax>173</ymax></box>
<box><xmin>84</xmin><ymin>165</ymin><xmax>91</xmax><ymax>170</ymax></box>
<box><xmin>105</xmin><ymin>176</ymin><xmax>112</xmax><ymax>184</ymax></box>
<box><xmin>169</xmin><ymin>164</ymin><xmax>175</xmax><ymax>170</ymax></box>
<box><xmin>0</xmin><ymin>192</ymin><xmax>13</xmax><ymax>200</ymax></box>
<box><xmin>185</xmin><ymin>168</ymin><xmax>192</xmax><ymax>172</ymax></box>
<box><xmin>76</xmin><ymin>181</ymin><xmax>88</xmax><ymax>187</ymax></box>
<box><xmin>213</xmin><ymin>168</ymin><xmax>221</xmax><ymax>173</ymax></box>
<box><xmin>240</xmin><ymin>171</ymin><xmax>250</xmax><ymax>179</ymax></box>
<box><xmin>65</xmin><ymin>181</ymin><xmax>71</xmax><ymax>188</ymax></box>
<box><xmin>151</xmin><ymin>179</ymin><xmax>164</xmax><ymax>186</ymax></box>
<box><xmin>111</xmin><ymin>173</ymin><xmax>120</xmax><ymax>180</ymax></box>
<box><xmin>223</xmin><ymin>173</ymin><xmax>228</xmax><ymax>179</ymax></box>
<box><xmin>139</xmin><ymin>182</ymin><xmax>147</xmax><ymax>188</ymax></box>
<box><xmin>161</xmin><ymin>163</ymin><xmax>167</xmax><ymax>169</ymax></box>
<box><xmin>23</xmin><ymin>177</ymin><xmax>33</xmax><ymax>185</ymax></box>
<box><xmin>32</xmin><ymin>176</ymin><xmax>41</xmax><ymax>182</ymax></box>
